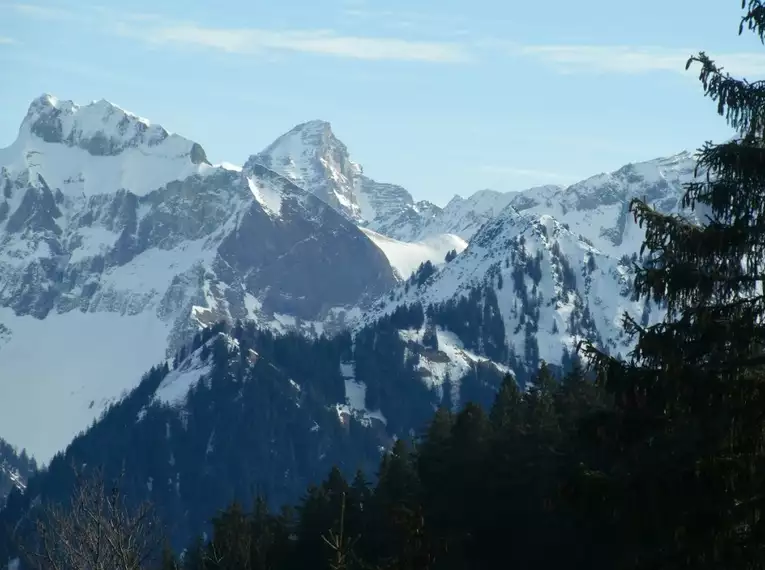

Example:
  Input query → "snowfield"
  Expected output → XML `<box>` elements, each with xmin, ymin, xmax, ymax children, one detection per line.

<box><xmin>360</xmin><ymin>227</ymin><xmax>467</xmax><ymax>279</ymax></box>
<box><xmin>0</xmin><ymin>93</ymin><xmax>702</xmax><ymax>462</ymax></box>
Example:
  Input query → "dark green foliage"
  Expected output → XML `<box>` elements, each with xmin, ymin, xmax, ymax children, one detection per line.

<box><xmin>457</xmin><ymin>362</ymin><xmax>507</xmax><ymax>410</ymax></box>
<box><xmin>422</xmin><ymin>323</ymin><xmax>438</xmax><ymax>351</ymax></box>
<box><xmin>0</xmin><ymin>439</ymin><xmax>37</xmax><ymax>501</ymax></box>
<box><xmin>353</xmin><ymin>317</ymin><xmax>435</xmax><ymax>433</ymax></box>
<box><xmin>171</xmin><ymin>363</ymin><xmax>606</xmax><ymax>570</ymax></box>
<box><xmin>408</xmin><ymin>261</ymin><xmax>437</xmax><ymax>287</ymax></box>
<box><xmin>572</xmin><ymin>5</ymin><xmax>765</xmax><ymax>568</ymax></box>
<box><xmin>444</xmin><ymin>249</ymin><xmax>457</xmax><ymax>263</ymax></box>
<box><xmin>387</xmin><ymin>304</ymin><xmax>425</xmax><ymax>330</ymax></box>
<box><xmin>428</xmin><ymin>285</ymin><xmax>507</xmax><ymax>363</ymax></box>
<box><xmin>0</xmin><ymin>323</ymin><xmax>383</xmax><ymax>556</ymax></box>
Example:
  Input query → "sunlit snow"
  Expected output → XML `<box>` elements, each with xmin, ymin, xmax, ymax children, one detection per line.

<box><xmin>0</xmin><ymin>307</ymin><xmax>170</xmax><ymax>464</ymax></box>
<box><xmin>360</xmin><ymin>227</ymin><xmax>467</xmax><ymax>279</ymax></box>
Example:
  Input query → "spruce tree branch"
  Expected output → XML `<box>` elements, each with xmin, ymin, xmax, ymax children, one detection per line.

<box><xmin>687</xmin><ymin>52</ymin><xmax>765</xmax><ymax>136</ymax></box>
<box><xmin>741</xmin><ymin>0</ymin><xmax>765</xmax><ymax>42</ymax></box>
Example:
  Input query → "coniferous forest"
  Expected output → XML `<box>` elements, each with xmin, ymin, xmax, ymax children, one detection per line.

<box><xmin>9</xmin><ymin>3</ymin><xmax>765</xmax><ymax>570</ymax></box>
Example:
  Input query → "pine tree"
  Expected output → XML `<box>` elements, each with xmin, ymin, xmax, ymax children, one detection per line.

<box><xmin>416</xmin><ymin>408</ymin><xmax>453</xmax><ymax>534</ymax></box>
<box><xmin>576</xmin><ymin>4</ymin><xmax>765</xmax><ymax>567</ymax></box>
<box><xmin>489</xmin><ymin>374</ymin><xmax>522</xmax><ymax>432</ymax></box>
<box><xmin>524</xmin><ymin>362</ymin><xmax>558</xmax><ymax>436</ymax></box>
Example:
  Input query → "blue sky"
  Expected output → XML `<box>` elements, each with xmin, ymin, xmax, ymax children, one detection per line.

<box><xmin>0</xmin><ymin>0</ymin><xmax>763</xmax><ymax>205</ymax></box>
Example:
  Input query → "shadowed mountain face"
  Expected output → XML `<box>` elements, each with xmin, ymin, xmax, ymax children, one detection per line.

<box><xmin>0</xmin><ymin>93</ymin><xmax>701</xmax><ymax>467</ymax></box>
<box><xmin>0</xmin><ymin>96</ymin><xmax>396</xmax><ymax>463</ymax></box>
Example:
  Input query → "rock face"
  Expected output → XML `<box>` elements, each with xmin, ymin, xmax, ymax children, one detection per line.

<box><xmin>0</xmin><ymin>96</ymin><xmax>396</xmax><ymax>463</ymax></box>
<box><xmin>0</xmin><ymin>94</ymin><xmax>704</xmax><ymax>464</ymax></box>
<box><xmin>507</xmin><ymin>152</ymin><xmax>698</xmax><ymax>257</ymax></box>
<box><xmin>352</xmin><ymin>151</ymin><xmax>703</xmax><ymax>386</ymax></box>
<box><xmin>251</xmin><ymin>120</ymin><xmax>445</xmax><ymax>239</ymax></box>
<box><xmin>253</xmin><ymin>120</ymin><xmax>365</xmax><ymax>220</ymax></box>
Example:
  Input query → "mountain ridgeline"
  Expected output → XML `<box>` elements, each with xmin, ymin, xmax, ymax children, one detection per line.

<box><xmin>0</xmin><ymin>93</ymin><xmax>696</xmax><ymax>465</ymax></box>
<box><xmin>0</xmin><ymin>92</ymin><xmax>718</xmax><ymax>567</ymax></box>
<box><xmin>0</xmin><ymin>280</ymin><xmax>520</xmax><ymax>555</ymax></box>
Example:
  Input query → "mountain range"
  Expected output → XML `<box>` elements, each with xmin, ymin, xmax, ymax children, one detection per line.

<box><xmin>0</xmin><ymin>94</ymin><xmax>700</xmax><ymax>513</ymax></box>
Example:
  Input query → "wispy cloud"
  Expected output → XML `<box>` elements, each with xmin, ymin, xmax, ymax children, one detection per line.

<box><xmin>7</xmin><ymin>2</ymin><xmax>159</xmax><ymax>24</ymax></box>
<box><xmin>25</xmin><ymin>2</ymin><xmax>765</xmax><ymax>73</ymax></box>
<box><xmin>0</xmin><ymin>37</ymin><xmax>15</xmax><ymax>45</ymax></box>
<box><xmin>514</xmin><ymin>44</ymin><xmax>765</xmax><ymax>78</ymax></box>
<box><xmin>116</xmin><ymin>22</ymin><xmax>470</xmax><ymax>63</ymax></box>
<box><xmin>8</xmin><ymin>2</ymin><xmax>470</xmax><ymax>63</ymax></box>
<box><xmin>9</xmin><ymin>2</ymin><xmax>75</xmax><ymax>20</ymax></box>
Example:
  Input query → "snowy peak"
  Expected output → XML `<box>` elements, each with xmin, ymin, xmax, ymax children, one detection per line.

<box><xmin>403</xmin><ymin>187</ymin><xmax>554</xmax><ymax>243</ymax></box>
<box><xmin>20</xmin><ymin>94</ymin><xmax>209</xmax><ymax>164</ymax></box>
<box><xmin>0</xmin><ymin>94</ymin><xmax>215</xmax><ymax>198</ymax></box>
<box><xmin>0</xmin><ymin>97</ymin><xmax>400</xmax><ymax>462</ymax></box>
<box><xmin>355</xmin><ymin>201</ymin><xmax>651</xmax><ymax>381</ymax></box>
<box><xmin>253</xmin><ymin>119</ymin><xmax>364</xmax><ymax>220</ymax></box>
<box><xmin>252</xmin><ymin>120</ymin><xmax>439</xmax><ymax>238</ymax></box>
<box><xmin>508</xmin><ymin>152</ymin><xmax>700</xmax><ymax>256</ymax></box>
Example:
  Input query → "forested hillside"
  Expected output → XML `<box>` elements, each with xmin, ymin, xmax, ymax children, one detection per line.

<box><xmin>5</xmin><ymin>3</ymin><xmax>765</xmax><ymax>570</ymax></box>
<box><xmin>0</xmin><ymin>284</ymin><xmax>514</xmax><ymax>557</ymax></box>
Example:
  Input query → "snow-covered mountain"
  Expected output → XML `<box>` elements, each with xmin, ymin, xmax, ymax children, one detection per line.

<box><xmin>0</xmin><ymin>95</ymin><xmax>396</xmax><ymax>462</ymax></box>
<box><xmin>253</xmin><ymin>120</ymin><xmax>365</xmax><ymax>220</ymax></box>
<box><xmin>417</xmin><ymin>187</ymin><xmax>562</xmax><ymax>241</ymax></box>
<box><xmin>0</xmin><ymin>93</ymin><xmax>704</xmax><ymax>465</ymax></box>
<box><xmin>345</xmin><ymin>151</ymin><xmax>702</xmax><ymax>392</ymax></box>
<box><xmin>360</xmin><ymin>227</ymin><xmax>467</xmax><ymax>279</ymax></box>
<box><xmin>252</xmin><ymin>120</ymin><xmax>569</xmax><ymax>245</ymax></box>
<box><xmin>251</xmin><ymin>120</ymin><xmax>446</xmax><ymax>240</ymax></box>
<box><xmin>508</xmin><ymin>152</ymin><xmax>698</xmax><ymax>257</ymax></box>
<box><xmin>358</xmin><ymin>209</ymin><xmax>646</xmax><ymax>367</ymax></box>
<box><xmin>252</xmin><ymin>116</ymin><xmax>697</xmax><ymax>259</ymax></box>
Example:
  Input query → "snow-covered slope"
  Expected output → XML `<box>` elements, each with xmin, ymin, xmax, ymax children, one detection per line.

<box><xmin>348</xmin><ymin>151</ymin><xmax>705</xmax><ymax>379</ymax></box>
<box><xmin>252</xmin><ymin>121</ymin><xmax>448</xmax><ymax>239</ymax></box>
<box><xmin>0</xmin><ymin>96</ymin><xmax>396</xmax><ymax>463</ymax></box>
<box><xmin>252</xmin><ymin>120</ymin><xmax>365</xmax><ymax>220</ymax></box>
<box><xmin>353</xmin><ymin>204</ymin><xmax>662</xmax><ymax>377</ymax></box>
<box><xmin>360</xmin><ymin>227</ymin><xmax>467</xmax><ymax>279</ymax></box>
<box><xmin>0</xmin><ymin>94</ymin><xmax>706</xmax><ymax>463</ymax></box>
<box><xmin>508</xmin><ymin>152</ymin><xmax>698</xmax><ymax>257</ymax></box>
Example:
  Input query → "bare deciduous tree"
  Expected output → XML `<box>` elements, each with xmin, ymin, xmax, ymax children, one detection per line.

<box><xmin>28</xmin><ymin>469</ymin><xmax>162</xmax><ymax>570</ymax></box>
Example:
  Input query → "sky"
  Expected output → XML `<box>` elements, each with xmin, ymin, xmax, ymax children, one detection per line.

<box><xmin>0</xmin><ymin>0</ymin><xmax>762</xmax><ymax>206</ymax></box>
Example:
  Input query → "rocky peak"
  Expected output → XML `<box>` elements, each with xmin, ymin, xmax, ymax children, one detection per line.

<box><xmin>252</xmin><ymin>120</ymin><xmax>363</xmax><ymax>220</ymax></box>
<box><xmin>17</xmin><ymin>94</ymin><xmax>209</xmax><ymax>164</ymax></box>
<box><xmin>505</xmin><ymin>152</ymin><xmax>700</xmax><ymax>257</ymax></box>
<box><xmin>0</xmin><ymin>94</ymin><xmax>214</xmax><ymax>200</ymax></box>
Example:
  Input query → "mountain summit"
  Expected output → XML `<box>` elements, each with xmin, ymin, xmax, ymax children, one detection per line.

<box><xmin>253</xmin><ymin>120</ymin><xmax>364</xmax><ymax>220</ymax></box>
<box><xmin>0</xmin><ymin>93</ymin><xmax>703</xmax><ymax>465</ymax></box>
<box><xmin>0</xmin><ymin>95</ymin><xmax>396</xmax><ymax>462</ymax></box>
<box><xmin>1</xmin><ymin>94</ymin><xmax>211</xmax><ymax>199</ymax></box>
<box><xmin>20</xmin><ymin>94</ymin><xmax>208</xmax><ymax>164</ymax></box>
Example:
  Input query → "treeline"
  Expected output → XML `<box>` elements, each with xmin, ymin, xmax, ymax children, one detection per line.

<box><xmin>0</xmin><ymin>323</ymin><xmax>384</xmax><ymax>556</ymax></box>
<box><xmin>164</xmin><ymin>362</ymin><xmax>609</xmax><ymax>570</ymax></box>
<box><xmin>0</xmin><ymin>437</ymin><xmax>37</xmax><ymax>501</ymax></box>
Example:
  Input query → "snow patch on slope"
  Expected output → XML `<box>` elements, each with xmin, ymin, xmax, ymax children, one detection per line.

<box><xmin>155</xmin><ymin>342</ymin><xmax>214</xmax><ymax>407</ymax></box>
<box><xmin>360</xmin><ymin>227</ymin><xmax>467</xmax><ymax>279</ymax></box>
<box><xmin>400</xmin><ymin>327</ymin><xmax>511</xmax><ymax>399</ymax></box>
<box><xmin>247</xmin><ymin>176</ymin><xmax>283</xmax><ymax>218</ymax></box>
<box><xmin>336</xmin><ymin>361</ymin><xmax>387</xmax><ymax>427</ymax></box>
<box><xmin>0</xmin><ymin>307</ymin><xmax>171</xmax><ymax>464</ymax></box>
